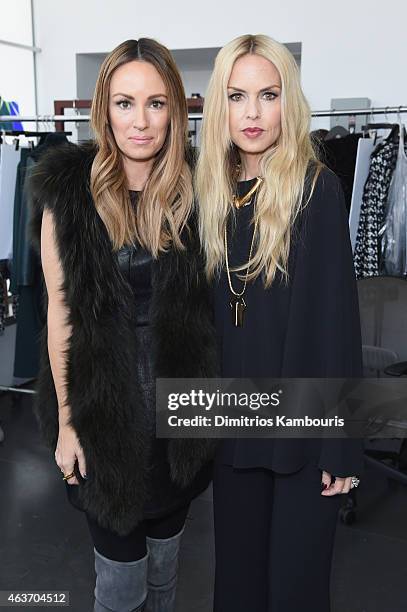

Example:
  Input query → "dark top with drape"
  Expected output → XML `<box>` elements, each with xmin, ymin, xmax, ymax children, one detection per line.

<box><xmin>214</xmin><ymin>167</ymin><xmax>364</xmax><ymax>478</ymax></box>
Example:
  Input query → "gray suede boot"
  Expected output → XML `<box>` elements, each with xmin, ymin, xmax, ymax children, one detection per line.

<box><xmin>145</xmin><ymin>525</ymin><xmax>185</xmax><ymax>612</ymax></box>
<box><xmin>93</xmin><ymin>547</ymin><xmax>148</xmax><ymax>612</ymax></box>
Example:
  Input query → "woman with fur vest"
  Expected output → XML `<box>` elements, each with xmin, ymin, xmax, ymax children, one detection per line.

<box><xmin>30</xmin><ymin>38</ymin><xmax>218</xmax><ymax>612</ymax></box>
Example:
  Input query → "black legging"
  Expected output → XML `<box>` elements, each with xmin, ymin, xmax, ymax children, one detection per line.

<box><xmin>213</xmin><ymin>459</ymin><xmax>343</xmax><ymax>612</ymax></box>
<box><xmin>86</xmin><ymin>503</ymin><xmax>190</xmax><ymax>562</ymax></box>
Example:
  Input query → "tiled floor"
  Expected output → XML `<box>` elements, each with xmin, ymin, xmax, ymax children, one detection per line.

<box><xmin>1</xmin><ymin>389</ymin><xmax>406</xmax><ymax>612</ymax></box>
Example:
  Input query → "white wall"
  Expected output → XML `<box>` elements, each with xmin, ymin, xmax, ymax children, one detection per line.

<box><xmin>0</xmin><ymin>0</ymin><xmax>33</xmax><ymax>45</ymax></box>
<box><xmin>0</xmin><ymin>0</ymin><xmax>35</xmax><ymax>117</ymax></box>
<box><xmin>0</xmin><ymin>45</ymin><xmax>36</xmax><ymax>117</ymax></box>
<box><xmin>33</xmin><ymin>0</ymin><xmax>407</xmax><ymax>129</ymax></box>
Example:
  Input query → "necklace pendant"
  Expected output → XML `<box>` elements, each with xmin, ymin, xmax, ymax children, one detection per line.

<box><xmin>230</xmin><ymin>297</ymin><xmax>247</xmax><ymax>327</ymax></box>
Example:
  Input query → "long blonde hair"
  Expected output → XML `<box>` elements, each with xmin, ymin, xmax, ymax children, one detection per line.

<box><xmin>90</xmin><ymin>38</ymin><xmax>193</xmax><ymax>254</ymax></box>
<box><xmin>195</xmin><ymin>34</ymin><xmax>322</xmax><ymax>286</ymax></box>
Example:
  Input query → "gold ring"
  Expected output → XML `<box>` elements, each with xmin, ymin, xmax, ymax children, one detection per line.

<box><xmin>62</xmin><ymin>471</ymin><xmax>75</xmax><ymax>481</ymax></box>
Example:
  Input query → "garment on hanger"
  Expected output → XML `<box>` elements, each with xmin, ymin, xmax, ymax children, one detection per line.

<box><xmin>324</xmin><ymin>125</ymin><xmax>350</xmax><ymax>141</ymax></box>
<box><xmin>320</xmin><ymin>134</ymin><xmax>362</xmax><ymax>214</ymax></box>
<box><xmin>0</xmin><ymin>268</ymin><xmax>5</xmax><ymax>335</ymax></box>
<box><xmin>12</xmin><ymin>132</ymin><xmax>69</xmax><ymax>379</ymax></box>
<box><xmin>12</xmin><ymin>150</ymin><xmax>40</xmax><ymax>378</ymax></box>
<box><xmin>354</xmin><ymin>126</ymin><xmax>403</xmax><ymax>278</ymax></box>
<box><xmin>0</xmin><ymin>98</ymin><xmax>23</xmax><ymax>131</ymax></box>
<box><xmin>349</xmin><ymin>138</ymin><xmax>376</xmax><ymax>252</ymax></box>
<box><xmin>381</xmin><ymin>125</ymin><xmax>407</xmax><ymax>276</ymax></box>
<box><xmin>11</xmin><ymin>149</ymin><xmax>36</xmax><ymax>291</ymax></box>
<box><xmin>0</xmin><ymin>143</ymin><xmax>21</xmax><ymax>259</ymax></box>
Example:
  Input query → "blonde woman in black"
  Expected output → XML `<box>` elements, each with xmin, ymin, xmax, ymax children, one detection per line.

<box><xmin>196</xmin><ymin>34</ymin><xmax>363</xmax><ymax>612</ymax></box>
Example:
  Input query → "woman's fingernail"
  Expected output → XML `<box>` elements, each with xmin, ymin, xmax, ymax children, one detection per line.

<box><xmin>82</xmin><ymin>474</ymin><xmax>88</xmax><ymax>480</ymax></box>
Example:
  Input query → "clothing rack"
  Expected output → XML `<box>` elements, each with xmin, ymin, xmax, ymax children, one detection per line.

<box><xmin>0</xmin><ymin>128</ymin><xmax>43</xmax><ymax>402</ymax></box>
<box><xmin>1</xmin><ymin>106</ymin><xmax>407</xmax><ymax>124</ymax></box>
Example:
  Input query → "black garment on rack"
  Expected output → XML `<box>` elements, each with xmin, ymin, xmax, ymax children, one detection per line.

<box><xmin>319</xmin><ymin>134</ymin><xmax>361</xmax><ymax>214</ymax></box>
<box><xmin>214</xmin><ymin>168</ymin><xmax>364</xmax><ymax>478</ymax></box>
<box><xmin>11</xmin><ymin>150</ymin><xmax>36</xmax><ymax>291</ymax></box>
<box><xmin>0</xmin><ymin>268</ymin><xmax>5</xmax><ymax>335</ymax></box>
<box><xmin>12</xmin><ymin>133</ymin><xmax>69</xmax><ymax>378</ymax></box>
<box><xmin>354</xmin><ymin>126</ymin><xmax>403</xmax><ymax>279</ymax></box>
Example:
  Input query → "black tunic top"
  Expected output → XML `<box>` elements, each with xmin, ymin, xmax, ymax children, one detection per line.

<box><xmin>214</xmin><ymin>169</ymin><xmax>365</xmax><ymax>478</ymax></box>
<box><xmin>215</xmin><ymin>177</ymin><xmax>290</xmax><ymax>378</ymax></box>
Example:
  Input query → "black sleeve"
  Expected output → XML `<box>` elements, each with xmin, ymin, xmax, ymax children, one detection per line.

<box><xmin>283</xmin><ymin>167</ymin><xmax>364</xmax><ymax>476</ymax></box>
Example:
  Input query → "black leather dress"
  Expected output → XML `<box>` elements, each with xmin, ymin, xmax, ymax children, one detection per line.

<box><xmin>66</xmin><ymin>191</ymin><xmax>212</xmax><ymax>519</ymax></box>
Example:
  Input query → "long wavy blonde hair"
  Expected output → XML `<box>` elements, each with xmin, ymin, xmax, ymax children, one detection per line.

<box><xmin>90</xmin><ymin>38</ymin><xmax>193</xmax><ymax>254</ymax></box>
<box><xmin>195</xmin><ymin>34</ymin><xmax>322</xmax><ymax>286</ymax></box>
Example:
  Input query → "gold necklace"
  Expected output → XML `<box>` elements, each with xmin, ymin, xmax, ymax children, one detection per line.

<box><xmin>232</xmin><ymin>176</ymin><xmax>263</xmax><ymax>209</ymax></box>
<box><xmin>224</xmin><ymin>216</ymin><xmax>259</xmax><ymax>328</ymax></box>
<box><xmin>224</xmin><ymin>175</ymin><xmax>263</xmax><ymax>327</ymax></box>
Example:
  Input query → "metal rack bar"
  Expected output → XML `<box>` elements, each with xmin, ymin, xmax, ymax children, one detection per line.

<box><xmin>0</xmin><ymin>386</ymin><xmax>35</xmax><ymax>395</ymax></box>
<box><xmin>312</xmin><ymin>106</ymin><xmax>407</xmax><ymax>118</ymax></box>
<box><xmin>0</xmin><ymin>115</ymin><xmax>91</xmax><ymax>123</ymax></box>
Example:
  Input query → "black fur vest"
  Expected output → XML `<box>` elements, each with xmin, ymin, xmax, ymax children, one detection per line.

<box><xmin>29</xmin><ymin>142</ymin><xmax>219</xmax><ymax>536</ymax></box>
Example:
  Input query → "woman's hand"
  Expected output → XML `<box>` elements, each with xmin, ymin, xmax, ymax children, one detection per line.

<box><xmin>55</xmin><ymin>423</ymin><xmax>87</xmax><ymax>485</ymax></box>
<box><xmin>321</xmin><ymin>470</ymin><xmax>352</xmax><ymax>496</ymax></box>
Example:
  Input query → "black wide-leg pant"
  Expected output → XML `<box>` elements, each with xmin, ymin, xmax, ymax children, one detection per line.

<box><xmin>213</xmin><ymin>459</ymin><xmax>343</xmax><ymax>612</ymax></box>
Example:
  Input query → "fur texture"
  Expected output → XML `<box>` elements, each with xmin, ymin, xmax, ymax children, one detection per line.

<box><xmin>29</xmin><ymin>142</ymin><xmax>219</xmax><ymax>536</ymax></box>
